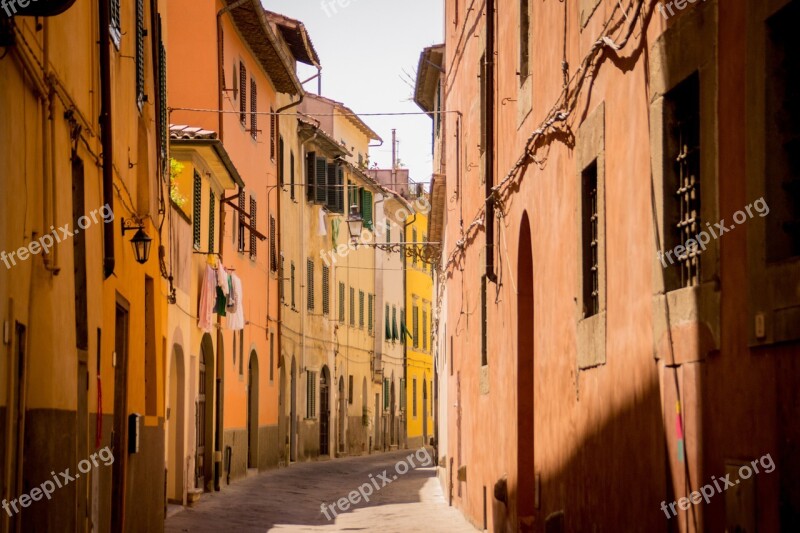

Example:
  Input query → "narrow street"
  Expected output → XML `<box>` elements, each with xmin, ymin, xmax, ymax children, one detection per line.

<box><xmin>165</xmin><ymin>451</ymin><xmax>477</xmax><ymax>533</ymax></box>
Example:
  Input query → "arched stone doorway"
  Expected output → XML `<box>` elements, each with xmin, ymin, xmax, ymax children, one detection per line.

<box><xmin>320</xmin><ymin>366</ymin><xmax>330</xmax><ymax>455</ymax></box>
<box><xmin>167</xmin><ymin>344</ymin><xmax>185</xmax><ymax>503</ymax></box>
<box><xmin>516</xmin><ymin>212</ymin><xmax>535</xmax><ymax>525</ymax></box>
<box><xmin>198</xmin><ymin>334</ymin><xmax>215</xmax><ymax>491</ymax></box>
<box><xmin>247</xmin><ymin>351</ymin><xmax>259</xmax><ymax>468</ymax></box>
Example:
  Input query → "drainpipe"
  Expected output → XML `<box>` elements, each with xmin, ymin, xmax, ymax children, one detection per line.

<box><xmin>100</xmin><ymin>0</ymin><xmax>114</xmax><ymax>278</ymax></box>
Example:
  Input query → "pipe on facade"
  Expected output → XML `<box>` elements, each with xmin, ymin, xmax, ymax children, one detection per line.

<box><xmin>100</xmin><ymin>0</ymin><xmax>115</xmax><ymax>279</ymax></box>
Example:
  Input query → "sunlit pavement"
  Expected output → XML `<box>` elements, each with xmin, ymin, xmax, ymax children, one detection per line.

<box><xmin>165</xmin><ymin>450</ymin><xmax>478</xmax><ymax>532</ymax></box>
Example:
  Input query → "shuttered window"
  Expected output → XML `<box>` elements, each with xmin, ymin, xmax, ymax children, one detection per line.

<box><xmin>290</xmin><ymin>151</ymin><xmax>296</xmax><ymax>200</ymax></box>
<box><xmin>291</xmin><ymin>262</ymin><xmax>296</xmax><ymax>308</ymax></box>
<box><xmin>278</xmin><ymin>136</ymin><xmax>285</xmax><ymax>186</ymax></box>
<box><xmin>412</xmin><ymin>305</ymin><xmax>419</xmax><ymax>348</ymax></box>
<box><xmin>192</xmin><ymin>173</ymin><xmax>201</xmax><ymax>249</ymax></box>
<box><xmin>250</xmin><ymin>80</ymin><xmax>258</xmax><ymax>140</ymax></box>
<box><xmin>339</xmin><ymin>282</ymin><xmax>345</xmax><ymax>323</ymax></box>
<box><xmin>326</xmin><ymin>163</ymin><xmax>337</xmax><ymax>210</ymax></box>
<box><xmin>307</xmin><ymin>259</ymin><xmax>315</xmax><ymax>311</ymax></box>
<box><xmin>237</xmin><ymin>189</ymin><xmax>246</xmax><ymax>252</ymax></box>
<box><xmin>158</xmin><ymin>35</ymin><xmax>167</xmax><ymax>160</ymax></box>
<box><xmin>392</xmin><ymin>306</ymin><xmax>399</xmax><ymax>341</ymax></box>
<box><xmin>361</xmin><ymin>189</ymin><xmax>373</xmax><ymax>229</ymax></box>
<box><xmin>336</xmin><ymin>166</ymin><xmax>345</xmax><ymax>213</ymax></box>
<box><xmin>383</xmin><ymin>379</ymin><xmax>390</xmax><ymax>410</ymax></box>
<box><xmin>135</xmin><ymin>0</ymin><xmax>145</xmax><ymax>108</ymax></box>
<box><xmin>306</xmin><ymin>371</ymin><xmax>316</xmax><ymax>418</ymax></box>
<box><xmin>306</xmin><ymin>151</ymin><xmax>316</xmax><ymax>202</ymax></box>
<box><xmin>322</xmin><ymin>265</ymin><xmax>330</xmax><ymax>315</ymax></box>
<box><xmin>249</xmin><ymin>197</ymin><xmax>257</xmax><ymax>259</ymax></box>
<box><xmin>400</xmin><ymin>378</ymin><xmax>406</xmax><ymax>410</ymax></box>
<box><xmin>349</xmin><ymin>287</ymin><xmax>355</xmax><ymax>326</ymax></box>
<box><xmin>239</xmin><ymin>62</ymin><xmax>247</xmax><ymax>125</ymax></box>
<box><xmin>412</xmin><ymin>378</ymin><xmax>417</xmax><ymax>416</ymax></box>
<box><xmin>110</xmin><ymin>0</ymin><xmax>121</xmax><ymax>47</ymax></box>
<box><xmin>270</xmin><ymin>108</ymin><xmax>276</xmax><ymax>159</ymax></box>
<box><xmin>208</xmin><ymin>191</ymin><xmax>216</xmax><ymax>253</ymax></box>
<box><xmin>348</xmin><ymin>375</ymin><xmax>354</xmax><ymax>404</ymax></box>
<box><xmin>400</xmin><ymin>309</ymin><xmax>406</xmax><ymax>344</ymax></box>
<box><xmin>280</xmin><ymin>257</ymin><xmax>285</xmax><ymax>303</ymax></box>
<box><xmin>422</xmin><ymin>308</ymin><xmax>428</xmax><ymax>351</ymax></box>
<box><xmin>315</xmin><ymin>156</ymin><xmax>327</xmax><ymax>204</ymax></box>
<box><xmin>385</xmin><ymin>304</ymin><xmax>391</xmax><ymax>340</ymax></box>
<box><xmin>359</xmin><ymin>290</ymin><xmax>365</xmax><ymax>328</ymax></box>
<box><xmin>368</xmin><ymin>294</ymin><xmax>374</xmax><ymax>334</ymax></box>
<box><xmin>270</xmin><ymin>216</ymin><xmax>277</xmax><ymax>271</ymax></box>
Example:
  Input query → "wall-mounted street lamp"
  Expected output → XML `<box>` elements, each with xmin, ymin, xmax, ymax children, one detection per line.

<box><xmin>346</xmin><ymin>204</ymin><xmax>363</xmax><ymax>244</ymax></box>
<box><xmin>121</xmin><ymin>218</ymin><xmax>153</xmax><ymax>264</ymax></box>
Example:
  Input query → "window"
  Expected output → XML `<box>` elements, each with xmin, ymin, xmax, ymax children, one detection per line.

<box><xmin>412</xmin><ymin>305</ymin><xmax>419</xmax><ymax>348</ymax></box>
<box><xmin>280</xmin><ymin>257</ymin><xmax>285</xmax><ymax>303</ymax></box>
<box><xmin>269</xmin><ymin>332</ymin><xmax>274</xmax><ymax>381</ymax></box>
<box><xmin>306</xmin><ymin>371</ymin><xmax>316</xmax><ymax>418</ymax></box>
<box><xmin>322</xmin><ymin>265</ymin><xmax>330</xmax><ymax>315</ymax></box>
<box><xmin>765</xmin><ymin>2</ymin><xmax>800</xmax><ymax>261</ymax></box>
<box><xmin>392</xmin><ymin>306</ymin><xmax>398</xmax><ymax>341</ymax></box>
<box><xmin>581</xmin><ymin>161</ymin><xmax>599</xmax><ymax>314</ymax></box>
<box><xmin>250</xmin><ymin>80</ymin><xmax>258</xmax><ymax>140</ymax></box>
<box><xmin>348</xmin><ymin>375</ymin><xmax>354</xmax><ymax>404</ymax></box>
<box><xmin>307</xmin><ymin>259</ymin><xmax>315</xmax><ymax>311</ymax></box>
<box><xmin>361</xmin><ymin>189</ymin><xmax>374</xmax><ymax>229</ymax></box>
<box><xmin>192</xmin><ymin>172</ymin><xmax>201</xmax><ymax>249</ymax></box>
<box><xmin>238</xmin><ymin>189</ymin><xmax>246</xmax><ymax>252</ymax></box>
<box><xmin>270</xmin><ymin>107</ymin><xmax>276</xmax><ymax>159</ymax></box>
<box><xmin>664</xmin><ymin>73</ymin><xmax>701</xmax><ymax>289</ymax></box>
<box><xmin>327</xmin><ymin>163</ymin><xmax>337</xmax><ymax>210</ymax></box>
<box><xmin>400</xmin><ymin>378</ymin><xmax>406</xmax><ymax>410</ymax></box>
<box><xmin>291</xmin><ymin>262</ymin><xmax>296</xmax><ymax>309</ymax></box>
<box><xmin>110</xmin><ymin>0</ymin><xmax>121</xmax><ymax>47</ymax></box>
<box><xmin>209</xmin><ymin>191</ymin><xmax>216</xmax><ymax>253</ymax></box>
<box><xmin>350</xmin><ymin>287</ymin><xmax>355</xmax><ymax>326</ymax></box>
<box><xmin>315</xmin><ymin>156</ymin><xmax>327</xmax><ymax>204</ymax></box>
<box><xmin>383</xmin><ymin>379</ymin><xmax>390</xmax><ymax>410</ymax></box>
<box><xmin>306</xmin><ymin>151</ymin><xmax>316</xmax><ymax>202</ymax></box>
<box><xmin>339</xmin><ymin>282</ymin><xmax>345</xmax><ymax>323</ymax></box>
<box><xmin>239</xmin><ymin>62</ymin><xmax>247</xmax><ymax>125</ymax></box>
<box><xmin>481</xmin><ymin>275</ymin><xmax>488</xmax><ymax>366</ymax></box>
<box><xmin>135</xmin><ymin>0</ymin><xmax>145</xmax><ymax>108</ymax></box>
<box><xmin>278</xmin><ymin>136</ymin><xmax>285</xmax><ymax>186</ymax></box>
<box><xmin>412</xmin><ymin>378</ymin><xmax>417</xmax><ymax>416</ymax></box>
<box><xmin>158</xmin><ymin>35</ymin><xmax>167</xmax><ymax>159</ymax></box>
<box><xmin>519</xmin><ymin>0</ymin><xmax>530</xmax><ymax>84</ymax></box>
<box><xmin>249</xmin><ymin>197</ymin><xmax>257</xmax><ymax>260</ymax></box>
<box><xmin>368</xmin><ymin>294</ymin><xmax>374</xmax><ymax>334</ymax></box>
<box><xmin>422</xmin><ymin>308</ymin><xmax>428</xmax><ymax>351</ymax></box>
<box><xmin>290</xmin><ymin>151</ymin><xmax>296</xmax><ymax>201</ymax></box>
<box><xmin>238</xmin><ymin>331</ymin><xmax>244</xmax><ymax>375</ymax></box>
<box><xmin>385</xmin><ymin>304</ymin><xmax>391</xmax><ymax>340</ymax></box>
<box><xmin>479</xmin><ymin>53</ymin><xmax>487</xmax><ymax>153</ymax></box>
<box><xmin>359</xmin><ymin>290</ymin><xmax>365</xmax><ymax>328</ymax></box>
<box><xmin>270</xmin><ymin>216</ymin><xmax>277</xmax><ymax>271</ymax></box>
<box><xmin>400</xmin><ymin>309</ymin><xmax>406</xmax><ymax>344</ymax></box>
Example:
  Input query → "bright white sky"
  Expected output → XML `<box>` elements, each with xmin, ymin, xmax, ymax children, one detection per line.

<box><xmin>263</xmin><ymin>0</ymin><xmax>444</xmax><ymax>184</ymax></box>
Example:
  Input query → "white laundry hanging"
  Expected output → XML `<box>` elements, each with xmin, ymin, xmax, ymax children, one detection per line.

<box><xmin>227</xmin><ymin>273</ymin><xmax>245</xmax><ymax>331</ymax></box>
<box><xmin>198</xmin><ymin>265</ymin><xmax>216</xmax><ymax>332</ymax></box>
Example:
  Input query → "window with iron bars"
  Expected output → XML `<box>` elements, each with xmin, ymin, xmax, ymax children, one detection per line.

<box><xmin>665</xmin><ymin>73</ymin><xmax>701</xmax><ymax>289</ymax></box>
<box><xmin>581</xmin><ymin>161</ymin><xmax>599</xmax><ymax>315</ymax></box>
<box><xmin>250</xmin><ymin>80</ymin><xmax>258</xmax><ymax>140</ymax></box>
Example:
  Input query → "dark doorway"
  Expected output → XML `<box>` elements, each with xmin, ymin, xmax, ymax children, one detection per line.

<box><xmin>197</xmin><ymin>334</ymin><xmax>214</xmax><ymax>491</ymax></box>
<box><xmin>111</xmin><ymin>299</ymin><xmax>129</xmax><ymax>532</ymax></box>
<box><xmin>423</xmin><ymin>376</ymin><xmax>429</xmax><ymax>445</ymax></box>
<box><xmin>517</xmin><ymin>213</ymin><xmax>535</xmax><ymax>525</ymax></box>
<box><xmin>320</xmin><ymin>366</ymin><xmax>330</xmax><ymax>455</ymax></box>
<box><xmin>338</xmin><ymin>376</ymin><xmax>346</xmax><ymax>453</ymax></box>
<box><xmin>247</xmin><ymin>352</ymin><xmax>259</xmax><ymax>468</ymax></box>
<box><xmin>290</xmin><ymin>357</ymin><xmax>297</xmax><ymax>462</ymax></box>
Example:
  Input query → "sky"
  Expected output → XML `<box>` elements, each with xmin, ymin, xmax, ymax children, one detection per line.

<box><xmin>263</xmin><ymin>0</ymin><xmax>444</xmax><ymax>185</ymax></box>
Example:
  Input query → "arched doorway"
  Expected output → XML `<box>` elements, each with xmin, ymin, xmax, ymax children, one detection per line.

<box><xmin>279</xmin><ymin>357</ymin><xmax>286</xmax><ymax>462</ymax></box>
<box><xmin>320</xmin><ymin>367</ymin><xmax>330</xmax><ymax>455</ymax></box>
<box><xmin>517</xmin><ymin>213</ymin><xmax>535</xmax><ymax>525</ymax></box>
<box><xmin>290</xmin><ymin>357</ymin><xmax>297</xmax><ymax>462</ymax></box>
<box><xmin>167</xmin><ymin>344</ymin><xmax>185</xmax><ymax>503</ymax></box>
<box><xmin>390</xmin><ymin>380</ymin><xmax>396</xmax><ymax>446</ymax></box>
<box><xmin>197</xmin><ymin>334</ymin><xmax>215</xmax><ymax>491</ymax></box>
<box><xmin>247</xmin><ymin>351</ymin><xmax>259</xmax><ymax>468</ymax></box>
<box><xmin>338</xmin><ymin>376</ymin><xmax>346</xmax><ymax>454</ymax></box>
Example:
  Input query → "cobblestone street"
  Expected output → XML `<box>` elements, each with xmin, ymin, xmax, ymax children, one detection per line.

<box><xmin>165</xmin><ymin>451</ymin><xmax>478</xmax><ymax>532</ymax></box>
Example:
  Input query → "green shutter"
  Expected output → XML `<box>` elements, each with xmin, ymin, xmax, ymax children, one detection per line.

<box><xmin>306</xmin><ymin>151</ymin><xmax>316</xmax><ymax>202</ymax></box>
<box><xmin>326</xmin><ymin>163</ymin><xmax>337</xmax><ymax>209</ymax></box>
<box><xmin>385</xmin><ymin>304</ymin><xmax>391</xmax><ymax>340</ymax></box>
<box><xmin>361</xmin><ymin>189</ymin><xmax>373</xmax><ymax>230</ymax></box>
<box><xmin>315</xmin><ymin>156</ymin><xmax>327</xmax><ymax>204</ymax></box>
<box><xmin>383</xmin><ymin>379</ymin><xmax>389</xmax><ymax>410</ymax></box>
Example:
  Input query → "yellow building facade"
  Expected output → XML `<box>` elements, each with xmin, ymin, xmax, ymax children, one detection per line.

<box><xmin>405</xmin><ymin>209</ymin><xmax>435</xmax><ymax>449</ymax></box>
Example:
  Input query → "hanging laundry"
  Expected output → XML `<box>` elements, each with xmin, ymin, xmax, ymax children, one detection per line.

<box><xmin>198</xmin><ymin>265</ymin><xmax>216</xmax><ymax>331</ymax></box>
<box><xmin>226</xmin><ymin>274</ymin><xmax>237</xmax><ymax>314</ymax></box>
<box><xmin>215</xmin><ymin>263</ymin><xmax>228</xmax><ymax>316</ymax></box>
<box><xmin>331</xmin><ymin>218</ymin><xmax>340</xmax><ymax>248</ymax></box>
<box><xmin>318</xmin><ymin>208</ymin><xmax>328</xmax><ymax>236</ymax></box>
<box><xmin>227</xmin><ymin>273</ymin><xmax>245</xmax><ymax>331</ymax></box>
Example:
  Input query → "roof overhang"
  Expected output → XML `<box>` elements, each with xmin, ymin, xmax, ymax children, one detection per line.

<box><xmin>223</xmin><ymin>0</ymin><xmax>303</xmax><ymax>95</ymax></box>
<box><xmin>305</xmin><ymin>94</ymin><xmax>382</xmax><ymax>142</ymax></box>
<box><xmin>298</xmin><ymin>119</ymin><xmax>349</xmax><ymax>158</ymax></box>
<box><xmin>265</xmin><ymin>11</ymin><xmax>320</xmax><ymax>67</ymax></box>
<box><xmin>414</xmin><ymin>44</ymin><xmax>445</xmax><ymax>115</ymax></box>
<box><xmin>427</xmin><ymin>173</ymin><xmax>446</xmax><ymax>243</ymax></box>
<box><xmin>170</xmin><ymin>139</ymin><xmax>245</xmax><ymax>189</ymax></box>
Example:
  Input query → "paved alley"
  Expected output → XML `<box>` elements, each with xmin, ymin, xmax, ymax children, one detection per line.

<box><xmin>165</xmin><ymin>451</ymin><xmax>478</xmax><ymax>533</ymax></box>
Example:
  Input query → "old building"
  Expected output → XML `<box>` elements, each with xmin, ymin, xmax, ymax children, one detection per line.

<box><xmin>0</xmin><ymin>0</ymin><xmax>169</xmax><ymax>530</ymax></box>
<box><xmin>434</xmin><ymin>0</ymin><xmax>800</xmax><ymax>531</ymax></box>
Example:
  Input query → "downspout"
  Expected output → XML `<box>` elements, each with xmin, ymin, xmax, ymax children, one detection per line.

<box><xmin>100</xmin><ymin>0</ymin><xmax>115</xmax><ymax>278</ymax></box>
<box><xmin>485</xmin><ymin>0</ymin><xmax>496</xmax><ymax>282</ymax></box>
